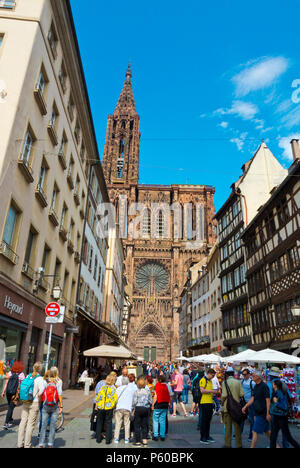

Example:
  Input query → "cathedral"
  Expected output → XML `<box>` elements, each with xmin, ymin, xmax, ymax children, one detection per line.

<box><xmin>102</xmin><ymin>65</ymin><xmax>217</xmax><ymax>361</ymax></box>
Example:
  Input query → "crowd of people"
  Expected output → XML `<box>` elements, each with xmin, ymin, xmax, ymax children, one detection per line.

<box><xmin>0</xmin><ymin>358</ymin><xmax>299</xmax><ymax>448</ymax></box>
<box><xmin>1</xmin><ymin>360</ymin><xmax>63</xmax><ymax>448</ymax></box>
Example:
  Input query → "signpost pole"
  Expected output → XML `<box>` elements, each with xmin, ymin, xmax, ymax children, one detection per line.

<box><xmin>45</xmin><ymin>323</ymin><xmax>53</xmax><ymax>372</ymax></box>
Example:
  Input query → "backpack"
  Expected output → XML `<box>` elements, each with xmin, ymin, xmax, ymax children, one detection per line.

<box><xmin>224</xmin><ymin>380</ymin><xmax>247</xmax><ymax>425</ymax></box>
<box><xmin>6</xmin><ymin>373</ymin><xmax>19</xmax><ymax>396</ymax></box>
<box><xmin>20</xmin><ymin>374</ymin><xmax>39</xmax><ymax>402</ymax></box>
<box><xmin>192</xmin><ymin>375</ymin><xmax>201</xmax><ymax>402</ymax></box>
<box><xmin>42</xmin><ymin>382</ymin><xmax>59</xmax><ymax>407</ymax></box>
<box><xmin>96</xmin><ymin>385</ymin><xmax>117</xmax><ymax>411</ymax></box>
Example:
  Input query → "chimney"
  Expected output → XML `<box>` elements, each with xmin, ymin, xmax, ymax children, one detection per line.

<box><xmin>290</xmin><ymin>139</ymin><xmax>300</xmax><ymax>161</ymax></box>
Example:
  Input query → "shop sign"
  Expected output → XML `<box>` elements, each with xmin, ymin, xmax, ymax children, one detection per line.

<box><xmin>3</xmin><ymin>295</ymin><xmax>23</xmax><ymax>316</ymax></box>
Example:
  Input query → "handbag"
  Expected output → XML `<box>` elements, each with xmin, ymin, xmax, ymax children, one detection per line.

<box><xmin>224</xmin><ymin>381</ymin><xmax>247</xmax><ymax>425</ymax></box>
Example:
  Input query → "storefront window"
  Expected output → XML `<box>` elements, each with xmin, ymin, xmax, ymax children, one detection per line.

<box><xmin>0</xmin><ymin>326</ymin><xmax>23</xmax><ymax>405</ymax></box>
<box><xmin>27</xmin><ymin>327</ymin><xmax>40</xmax><ymax>374</ymax></box>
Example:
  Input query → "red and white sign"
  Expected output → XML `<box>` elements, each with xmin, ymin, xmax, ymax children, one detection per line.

<box><xmin>45</xmin><ymin>302</ymin><xmax>60</xmax><ymax>317</ymax></box>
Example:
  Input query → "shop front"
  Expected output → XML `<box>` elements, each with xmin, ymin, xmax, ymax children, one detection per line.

<box><xmin>0</xmin><ymin>276</ymin><xmax>72</xmax><ymax>403</ymax></box>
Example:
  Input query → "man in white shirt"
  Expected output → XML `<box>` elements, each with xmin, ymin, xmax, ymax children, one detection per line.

<box><xmin>212</xmin><ymin>373</ymin><xmax>221</xmax><ymax>413</ymax></box>
<box><xmin>114</xmin><ymin>375</ymin><xmax>137</xmax><ymax>443</ymax></box>
<box><xmin>115</xmin><ymin>367</ymin><xmax>129</xmax><ymax>388</ymax></box>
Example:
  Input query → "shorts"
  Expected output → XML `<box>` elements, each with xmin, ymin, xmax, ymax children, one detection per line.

<box><xmin>172</xmin><ymin>392</ymin><xmax>182</xmax><ymax>404</ymax></box>
<box><xmin>253</xmin><ymin>415</ymin><xmax>270</xmax><ymax>434</ymax></box>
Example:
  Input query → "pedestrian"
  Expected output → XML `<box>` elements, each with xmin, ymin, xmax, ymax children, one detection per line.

<box><xmin>95</xmin><ymin>374</ymin><xmax>118</xmax><ymax>445</ymax></box>
<box><xmin>132</xmin><ymin>376</ymin><xmax>152</xmax><ymax>446</ymax></box>
<box><xmin>2</xmin><ymin>360</ymin><xmax>25</xmax><ymax>430</ymax></box>
<box><xmin>116</xmin><ymin>366</ymin><xmax>128</xmax><ymax>387</ymax></box>
<box><xmin>146</xmin><ymin>375</ymin><xmax>155</xmax><ymax>437</ymax></box>
<box><xmin>182</xmin><ymin>369</ymin><xmax>191</xmax><ymax>405</ymax></box>
<box><xmin>38</xmin><ymin>367</ymin><xmax>63</xmax><ymax>448</ymax></box>
<box><xmin>191</xmin><ymin>369</ymin><xmax>204</xmax><ymax>418</ymax></box>
<box><xmin>267</xmin><ymin>367</ymin><xmax>291</xmax><ymax>448</ymax></box>
<box><xmin>221</xmin><ymin>367</ymin><xmax>245</xmax><ymax>449</ymax></box>
<box><xmin>270</xmin><ymin>379</ymin><xmax>300</xmax><ymax>449</ymax></box>
<box><xmin>171</xmin><ymin>368</ymin><xmax>188</xmax><ymax>417</ymax></box>
<box><xmin>242</xmin><ymin>370</ymin><xmax>272</xmax><ymax>449</ymax></box>
<box><xmin>152</xmin><ymin>374</ymin><xmax>170</xmax><ymax>442</ymax></box>
<box><xmin>240</xmin><ymin>368</ymin><xmax>255</xmax><ymax>442</ymax></box>
<box><xmin>90</xmin><ymin>373</ymin><xmax>106</xmax><ymax>438</ymax></box>
<box><xmin>212</xmin><ymin>370</ymin><xmax>221</xmax><ymax>414</ymax></box>
<box><xmin>114</xmin><ymin>375</ymin><xmax>132</xmax><ymax>444</ymax></box>
<box><xmin>199</xmin><ymin>368</ymin><xmax>217</xmax><ymax>445</ymax></box>
<box><xmin>17</xmin><ymin>362</ymin><xmax>44</xmax><ymax>448</ymax></box>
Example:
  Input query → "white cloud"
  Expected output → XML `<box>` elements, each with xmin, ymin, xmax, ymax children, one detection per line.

<box><xmin>281</xmin><ymin>105</ymin><xmax>300</xmax><ymax>128</ymax></box>
<box><xmin>232</xmin><ymin>56</ymin><xmax>289</xmax><ymax>97</ymax></box>
<box><xmin>278</xmin><ymin>133</ymin><xmax>300</xmax><ymax>160</ymax></box>
<box><xmin>219</xmin><ymin>121</ymin><xmax>229</xmax><ymax>129</ymax></box>
<box><xmin>216</xmin><ymin>100</ymin><xmax>259</xmax><ymax>120</ymax></box>
<box><xmin>230</xmin><ymin>132</ymin><xmax>248</xmax><ymax>151</ymax></box>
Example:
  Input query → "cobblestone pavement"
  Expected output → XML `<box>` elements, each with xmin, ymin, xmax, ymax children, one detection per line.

<box><xmin>0</xmin><ymin>390</ymin><xmax>300</xmax><ymax>448</ymax></box>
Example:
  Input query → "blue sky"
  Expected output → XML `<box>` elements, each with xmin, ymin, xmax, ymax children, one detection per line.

<box><xmin>70</xmin><ymin>0</ymin><xmax>300</xmax><ymax>210</ymax></box>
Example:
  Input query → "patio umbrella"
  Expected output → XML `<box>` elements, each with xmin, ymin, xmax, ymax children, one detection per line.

<box><xmin>250</xmin><ymin>348</ymin><xmax>300</xmax><ymax>365</ymax></box>
<box><xmin>221</xmin><ymin>349</ymin><xmax>258</xmax><ymax>363</ymax></box>
<box><xmin>189</xmin><ymin>353</ymin><xmax>221</xmax><ymax>363</ymax></box>
<box><xmin>83</xmin><ymin>344</ymin><xmax>137</xmax><ymax>359</ymax></box>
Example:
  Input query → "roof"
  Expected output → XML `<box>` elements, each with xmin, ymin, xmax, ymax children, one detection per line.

<box><xmin>242</xmin><ymin>158</ymin><xmax>300</xmax><ymax>237</ymax></box>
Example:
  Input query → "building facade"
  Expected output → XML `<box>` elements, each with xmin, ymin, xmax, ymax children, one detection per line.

<box><xmin>242</xmin><ymin>140</ymin><xmax>300</xmax><ymax>353</ymax></box>
<box><xmin>0</xmin><ymin>0</ymin><xmax>114</xmax><ymax>394</ymax></box>
<box><xmin>102</xmin><ymin>65</ymin><xmax>217</xmax><ymax>360</ymax></box>
<box><xmin>215</xmin><ymin>143</ymin><xmax>288</xmax><ymax>353</ymax></box>
<box><xmin>207</xmin><ymin>245</ymin><xmax>223</xmax><ymax>354</ymax></box>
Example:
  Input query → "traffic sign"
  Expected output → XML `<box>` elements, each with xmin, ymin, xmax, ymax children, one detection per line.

<box><xmin>45</xmin><ymin>306</ymin><xmax>65</xmax><ymax>324</ymax></box>
<box><xmin>45</xmin><ymin>302</ymin><xmax>60</xmax><ymax>317</ymax></box>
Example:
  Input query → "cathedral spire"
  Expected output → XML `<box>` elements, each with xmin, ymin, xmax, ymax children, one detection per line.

<box><xmin>115</xmin><ymin>63</ymin><xmax>136</xmax><ymax>114</ymax></box>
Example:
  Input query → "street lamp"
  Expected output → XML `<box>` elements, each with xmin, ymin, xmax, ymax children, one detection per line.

<box><xmin>52</xmin><ymin>285</ymin><xmax>62</xmax><ymax>301</ymax></box>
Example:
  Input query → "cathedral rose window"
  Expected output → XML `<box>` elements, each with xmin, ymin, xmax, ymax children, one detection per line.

<box><xmin>135</xmin><ymin>262</ymin><xmax>169</xmax><ymax>294</ymax></box>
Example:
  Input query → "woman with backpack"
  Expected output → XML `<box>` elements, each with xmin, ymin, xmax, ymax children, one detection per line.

<box><xmin>38</xmin><ymin>367</ymin><xmax>63</xmax><ymax>448</ymax></box>
<box><xmin>132</xmin><ymin>376</ymin><xmax>152</xmax><ymax>446</ymax></box>
<box><xmin>270</xmin><ymin>379</ymin><xmax>300</xmax><ymax>449</ymax></box>
<box><xmin>1</xmin><ymin>361</ymin><xmax>25</xmax><ymax>430</ymax></box>
<box><xmin>95</xmin><ymin>374</ymin><xmax>118</xmax><ymax>445</ymax></box>
<box><xmin>17</xmin><ymin>362</ymin><xmax>44</xmax><ymax>448</ymax></box>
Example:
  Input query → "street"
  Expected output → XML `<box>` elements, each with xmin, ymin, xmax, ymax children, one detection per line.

<box><xmin>1</xmin><ymin>390</ymin><xmax>300</xmax><ymax>449</ymax></box>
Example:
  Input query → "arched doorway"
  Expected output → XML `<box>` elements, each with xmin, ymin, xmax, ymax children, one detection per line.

<box><xmin>134</xmin><ymin>322</ymin><xmax>167</xmax><ymax>361</ymax></box>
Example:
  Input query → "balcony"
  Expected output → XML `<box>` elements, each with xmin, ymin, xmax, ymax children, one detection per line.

<box><xmin>58</xmin><ymin>151</ymin><xmax>67</xmax><ymax>170</ymax></box>
<box><xmin>35</xmin><ymin>184</ymin><xmax>48</xmax><ymax>208</ymax></box>
<box><xmin>67</xmin><ymin>239</ymin><xmax>74</xmax><ymax>254</ymax></box>
<box><xmin>0</xmin><ymin>0</ymin><xmax>16</xmax><ymax>8</ymax></box>
<box><xmin>59</xmin><ymin>225</ymin><xmax>68</xmax><ymax>242</ymax></box>
<box><xmin>188</xmin><ymin>336</ymin><xmax>210</xmax><ymax>348</ymax></box>
<box><xmin>67</xmin><ymin>173</ymin><xmax>74</xmax><ymax>190</ymax></box>
<box><xmin>33</xmin><ymin>87</ymin><xmax>47</xmax><ymax>116</ymax></box>
<box><xmin>0</xmin><ymin>241</ymin><xmax>19</xmax><ymax>264</ymax></box>
<box><xmin>48</xmin><ymin>207</ymin><xmax>59</xmax><ymax>227</ymax></box>
<box><xmin>18</xmin><ymin>155</ymin><xmax>34</xmax><ymax>183</ymax></box>
<box><xmin>74</xmin><ymin>251</ymin><xmax>81</xmax><ymax>264</ymax></box>
<box><xmin>21</xmin><ymin>262</ymin><xmax>35</xmax><ymax>280</ymax></box>
<box><xmin>47</xmin><ymin>122</ymin><xmax>58</xmax><ymax>146</ymax></box>
<box><xmin>73</xmin><ymin>191</ymin><xmax>80</xmax><ymax>206</ymax></box>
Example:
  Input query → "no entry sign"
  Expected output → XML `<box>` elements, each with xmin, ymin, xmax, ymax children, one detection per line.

<box><xmin>45</xmin><ymin>302</ymin><xmax>60</xmax><ymax>317</ymax></box>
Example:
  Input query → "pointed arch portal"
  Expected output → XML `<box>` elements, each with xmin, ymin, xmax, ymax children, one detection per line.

<box><xmin>134</xmin><ymin>322</ymin><xmax>167</xmax><ymax>361</ymax></box>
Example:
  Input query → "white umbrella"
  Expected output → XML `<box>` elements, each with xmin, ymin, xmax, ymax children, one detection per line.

<box><xmin>250</xmin><ymin>348</ymin><xmax>300</xmax><ymax>365</ymax></box>
<box><xmin>221</xmin><ymin>349</ymin><xmax>258</xmax><ymax>363</ymax></box>
<box><xmin>175</xmin><ymin>356</ymin><xmax>189</xmax><ymax>361</ymax></box>
<box><xmin>83</xmin><ymin>344</ymin><xmax>137</xmax><ymax>359</ymax></box>
<box><xmin>189</xmin><ymin>353</ymin><xmax>221</xmax><ymax>364</ymax></box>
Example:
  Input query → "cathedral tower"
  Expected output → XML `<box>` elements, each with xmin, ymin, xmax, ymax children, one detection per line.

<box><xmin>102</xmin><ymin>64</ymin><xmax>140</xmax><ymax>187</ymax></box>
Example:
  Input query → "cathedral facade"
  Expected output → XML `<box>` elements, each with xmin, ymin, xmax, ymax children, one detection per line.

<box><xmin>102</xmin><ymin>65</ymin><xmax>217</xmax><ymax>360</ymax></box>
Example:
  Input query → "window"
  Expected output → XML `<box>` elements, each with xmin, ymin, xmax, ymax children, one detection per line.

<box><xmin>68</xmin><ymin>95</ymin><xmax>75</xmax><ymax>121</ymax></box>
<box><xmin>36</xmin><ymin>68</ymin><xmax>47</xmax><ymax>97</ymax></box>
<box><xmin>74</xmin><ymin>120</ymin><xmax>81</xmax><ymax>145</ymax></box>
<box><xmin>59</xmin><ymin>133</ymin><xmax>67</xmax><ymax>156</ymax></box>
<box><xmin>3</xmin><ymin>203</ymin><xmax>19</xmax><ymax>247</ymax></box>
<box><xmin>142</xmin><ymin>209</ymin><xmax>151</xmax><ymax>237</ymax></box>
<box><xmin>60</xmin><ymin>204</ymin><xmax>68</xmax><ymax>229</ymax></box>
<box><xmin>21</xmin><ymin>128</ymin><xmax>35</xmax><ymax>164</ymax></box>
<box><xmin>50</xmin><ymin>104</ymin><xmax>58</xmax><ymax>129</ymax></box>
<box><xmin>51</xmin><ymin>184</ymin><xmax>59</xmax><ymax>211</ymax></box>
<box><xmin>240</xmin><ymin>263</ymin><xmax>246</xmax><ymax>284</ymax></box>
<box><xmin>59</xmin><ymin>61</ymin><xmax>67</xmax><ymax>93</ymax></box>
<box><xmin>0</xmin><ymin>34</ymin><xmax>3</xmax><ymax>48</ymax></box>
<box><xmin>24</xmin><ymin>227</ymin><xmax>36</xmax><ymax>265</ymax></box>
<box><xmin>0</xmin><ymin>1</ymin><xmax>15</xmax><ymax>9</ymax></box>
<box><xmin>234</xmin><ymin>267</ymin><xmax>240</xmax><ymax>287</ymax></box>
<box><xmin>48</xmin><ymin>22</ymin><xmax>58</xmax><ymax>59</ymax></box>
<box><xmin>41</xmin><ymin>245</ymin><xmax>51</xmax><ymax>274</ymax></box>
<box><xmin>227</xmin><ymin>273</ymin><xmax>233</xmax><ymax>291</ymax></box>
